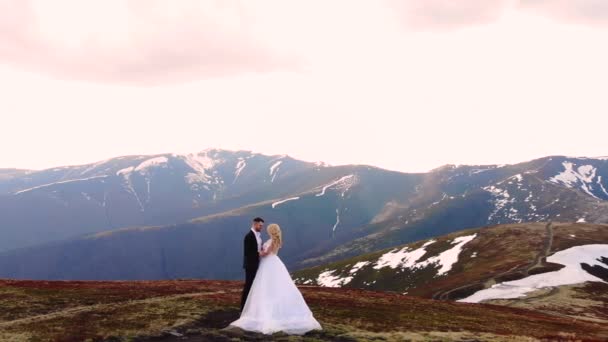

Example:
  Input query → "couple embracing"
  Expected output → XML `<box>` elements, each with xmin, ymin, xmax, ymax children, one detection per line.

<box><xmin>229</xmin><ymin>217</ymin><xmax>322</xmax><ymax>335</ymax></box>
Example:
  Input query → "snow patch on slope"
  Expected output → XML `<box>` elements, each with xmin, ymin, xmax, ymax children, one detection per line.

<box><xmin>317</xmin><ymin>270</ymin><xmax>353</xmax><ymax>287</ymax></box>
<box><xmin>315</xmin><ymin>260</ymin><xmax>371</xmax><ymax>288</ymax></box>
<box><xmin>549</xmin><ymin>162</ymin><xmax>599</xmax><ymax>198</ymax></box>
<box><xmin>135</xmin><ymin>157</ymin><xmax>168</xmax><ymax>173</ymax></box>
<box><xmin>270</xmin><ymin>160</ymin><xmax>282</xmax><ymax>183</ymax></box>
<box><xmin>181</xmin><ymin>152</ymin><xmax>222</xmax><ymax>185</ymax></box>
<box><xmin>233</xmin><ymin>159</ymin><xmax>246</xmax><ymax>183</ymax></box>
<box><xmin>374</xmin><ymin>234</ymin><xmax>477</xmax><ymax>276</ymax></box>
<box><xmin>484</xmin><ymin>185</ymin><xmax>518</xmax><ymax>222</ymax></box>
<box><xmin>424</xmin><ymin>234</ymin><xmax>477</xmax><ymax>276</ymax></box>
<box><xmin>349</xmin><ymin>261</ymin><xmax>371</xmax><ymax>274</ymax></box>
<box><xmin>116</xmin><ymin>166</ymin><xmax>135</xmax><ymax>176</ymax></box>
<box><xmin>332</xmin><ymin>209</ymin><xmax>340</xmax><ymax>233</ymax></box>
<box><xmin>374</xmin><ymin>239</ymin><xmax>437</xmax><ymax>270</ymax></box>
<box><xmin>13</xmin><ymin>176</ymin><xmax>109</xmax><ymax>195</ymax></box>
<box><xmin>119</xmin><ymin>170</ymin><xmax>145</xmax><ymax>211</ymax></box>
<box><xmin>79</xmin><ymin>158</ymin><xmax>112</xmax><ymax>176</ymax></box>
<box><xmin>598</xmin><ymin>176</ymin><xmax>608</xmax><ymax>197</ymax></box>
<box><xmin>272</xmin><ymin>197</ymin><xmax>300</xmax><ymax>208</ymax></box>
<box><xmin>459</xmin><ymin>244</ymin><xmax>608</xmax><ymax>303</ymax></box>
<box><xmin>316</xmin><ymin>175</ymin><xmax>357</xmax><ymax>197</ymax></box>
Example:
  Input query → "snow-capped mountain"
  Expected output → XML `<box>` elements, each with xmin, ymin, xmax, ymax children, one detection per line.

<box><xmin>296</xmin><ymin>155</ymin><xmax>608</xmax><ymax>268</ymax></box>
<box><xmin>1</xmin><ymin>153</ymin><xmax>608</xmax><ymax>281</ymax></box>
<box><xmin>0</xmin><ymin>149</ymin><xmax>353</xmax><ymax>251</ymax></box>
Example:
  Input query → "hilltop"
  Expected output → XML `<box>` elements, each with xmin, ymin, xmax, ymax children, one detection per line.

<box><xmin>0</xmin><ymin>278</ymin><xmax>606</xmax><ymax>341</ymax></box>
<box><xmin>294</xmin><ymin>222</ymin><xmax>608</xmax><ymax>324</ymax></box>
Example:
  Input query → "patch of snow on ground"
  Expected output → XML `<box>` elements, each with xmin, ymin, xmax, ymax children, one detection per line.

<box><xmin>578</xmin><ymin>165</ymin><xmax>596</xmax><ymax>182</ymax></box>
<box><xmin>374</xmin><ymin>239</ymin><xmax>436</xmax><ymax>270</ymax></box>
<box><xmin>598</xmin><ymin>176</ymin><xmax>608</xmax><ymax>197</ymax></box>
<box><xmin>431</xmin><ymin>193</ymin><xmax>448</xmax><ymax>206</ymax></box>
<box><xmin>484</xmin><ymin>185</ymin><xmax>515</xmax><ymax>222</ymax></box>
<box><xmin>422</xmin><ymin>239</ymin><xmax>437</xmax><ymax>247</ymax></box>
<box><xmin>349</xmin><ymin>261</ymin><xmax>371</xmax><ymax>274</ymax></box>
<box><xmin>181</xmin><ymin>152</ymin><xmax>221</xmax><ymax>185</ymax></box>
<box><xmin>577</xmin><ymin>217</ymin><xmax>587</xmax><ymax>223</ymax></box>
<box><xmin>570</xmin><ymin>234</ymin><xmax>576</xmax><ymax>238</ymax></box>
<box><xmin>116</xmin><ymin>167</ymin><xmax>134</xmax><ymax>176</ymax></box>
<box><xmin>470</xmin><ymin>168</ymin><xmax>491</xmax><ymax>175</ymax></box>
<box><xmin>549</xmin><ymin>162</ymin><xmax>598</xmax><ymax>198</ymax></box>
<box><xmin>270</xmin><ymin>161</ymin><xmax>282</xmax><ymax>175</ymax></box>
<box><xmin>79</xmin><ymin>158</ymin><xmax>112</xmax><ymax>175</ymax></box>
<box><xmin>270</xmin><ymin>160</ymin><xmax>282</xmax><ymax>182</ymax></box>
<box><xmin>523</xmin><ymin>192</ymin><xmax>538</xmax><ymax>216</ymax></box>
<box><xmin>233</xmin><ymin>159</ymin><xmax>246</xmax><ymax>183</ymax></box>
<box><xmin>316</xmin><ymin>175</ymin><xmax>356</xmax><ymax>197</ymax></box>
<box><xmin>332</xmin><ymin>209</ymin><xmax>340</xmax><ymax>233</ymax></box>
<box><xmin>549</xmin><ymin>162</ymin><xmax>579</xmax><ymax>187</ymax></box>
<box><xmin>145</xmin><ymin>178</ymin><xmax>152</xmax><ymax>203</ymax></box>
<box><xmin>135</xmin><ymin>157</ymin><xmax>168</xmax><ymax>173</ymax></box>
<box><xmin>459</xmin><ymin>244</ymin><xmax>608</xmax><ymax>303</ymax></box>
<box><xmin>122</xmin><ymin>176</ymin><xmax>145</xmax><ymax>211</ymax></box>
<box><xmin>317</xmin><ymin>270</ymin><xmax>353</xmax><ymax>287</ymax></box>
<box><xmin>13</xmin><ymin>176</ymin><xmax>109</xmax><ymax>195</ymax></box>
<box><xmin>421</xmin><ymin>234</ymin><xmax>477</xmax><ymax>276</ymax></box>
<box><xmin>271</xmin><ymin>197</ymin><xmax>300</xmax><ymax>208</ymax></box>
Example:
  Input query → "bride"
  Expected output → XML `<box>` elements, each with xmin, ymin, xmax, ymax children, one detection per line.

<box><xmin>229</xmin><ymin>224</ymin><xmax>322</xmax><ymax>335</ymax></box>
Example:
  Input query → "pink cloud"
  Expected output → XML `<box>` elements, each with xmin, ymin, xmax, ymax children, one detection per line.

<box><xmin>387</xmin><ymin>0</ymin><xmax>608</xmax><ymax>30</ymax></box>
<box><xmin>0</xmin><ymin>0</ymin><xmax>297</xmax><ymax>85</ymax></box>
<box><xmin>386</xmin><ymin>0</ymin><xmax>514</xmax><ymax>30</ymax></box>
<box><xmin>521</xmin><ymin>0</ymin><xmax>608</xmax><ymax>26</ymax></box>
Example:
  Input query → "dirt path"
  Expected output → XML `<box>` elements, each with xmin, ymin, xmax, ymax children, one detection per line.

<box><xmin>526</xmin><ymin>221</ymin><xmax>554</xmax><ymax>274</ymax></box>
<box><xmin>0</xmin><ymin>291</ymin><xmax>231</xmax><ymax>329</ymax></box>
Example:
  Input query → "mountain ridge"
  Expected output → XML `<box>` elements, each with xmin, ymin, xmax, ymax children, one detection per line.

<box><xmin>1</xmin><ymin>152</ymin><xmax>608</xmax><ymax>281</ymax></box>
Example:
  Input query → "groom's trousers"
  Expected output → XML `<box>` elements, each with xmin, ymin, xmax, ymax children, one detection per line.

<box><xmin>240</xmin><ymin>265</ymin><xmax>258</xmax><ymax>311</ymax></box>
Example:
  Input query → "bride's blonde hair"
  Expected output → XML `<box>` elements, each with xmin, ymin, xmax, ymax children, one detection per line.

<box><xmin>267</xmin><ymin>224</ymin><xmax>283</xmax><ymax>253</ymax></box>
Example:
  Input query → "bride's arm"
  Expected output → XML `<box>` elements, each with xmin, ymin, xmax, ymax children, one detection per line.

<box><xmin>259</xmin><ymin>241</ymin><xmax>272</xmax><ymax>257</ymax></box>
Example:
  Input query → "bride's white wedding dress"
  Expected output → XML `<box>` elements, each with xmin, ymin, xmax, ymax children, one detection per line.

<box><xmin>230</xmin><ymin>239</ymin><xmax>322</xmax><ymax>335</ymax></box>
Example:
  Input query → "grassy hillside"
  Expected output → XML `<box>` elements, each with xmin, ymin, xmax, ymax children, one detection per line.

<box><xmin>293</xmin><ymin>222</ymin><xmax>608</xmax><ymax>300</ymax></box>
<box><xmin>0</xmin><ymin>279</ymin><xmax>606</xmax><ymax>341</ymax></box>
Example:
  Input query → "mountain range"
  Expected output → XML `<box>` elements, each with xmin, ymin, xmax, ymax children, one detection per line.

<box><xmin>1</xmin><ymin>150</ymin><xmax>608</xmax><ymax>281</ymax></box>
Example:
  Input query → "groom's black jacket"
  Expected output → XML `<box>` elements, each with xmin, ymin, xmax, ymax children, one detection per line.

<box><xmin>243</xmin><ymin>230</ymin><xmax>260</xmax><ymax>269</ymax></box>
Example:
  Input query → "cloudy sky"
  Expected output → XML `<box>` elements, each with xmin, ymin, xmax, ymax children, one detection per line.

<box><xmin>2</xmin><ymin>0</ymin><xmax>607</xmax><ymax>172</ymax></box>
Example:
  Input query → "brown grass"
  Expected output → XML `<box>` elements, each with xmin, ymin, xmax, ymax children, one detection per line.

<box><xmin>1</xmin><ymin>279</ymin><xmax>606</xmax><ymax>341</ymax></box>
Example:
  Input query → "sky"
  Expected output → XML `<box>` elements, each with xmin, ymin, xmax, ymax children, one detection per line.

<box><xmin>1</xmin><ymin>0</ymin><xmax>608</xmax><ymax>173</ymax></box>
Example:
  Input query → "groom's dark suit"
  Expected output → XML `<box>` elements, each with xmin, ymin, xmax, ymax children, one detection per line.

<box><xmin>241</xmin><ymin>229</ymin><xmax>260</xmax><ymax>311</ymax></box>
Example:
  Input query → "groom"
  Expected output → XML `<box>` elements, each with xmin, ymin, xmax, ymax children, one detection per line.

<box><xmin>240</xmin><ymin>217</ymin><xmax>264</xmax><ymax>311</ymax></box>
